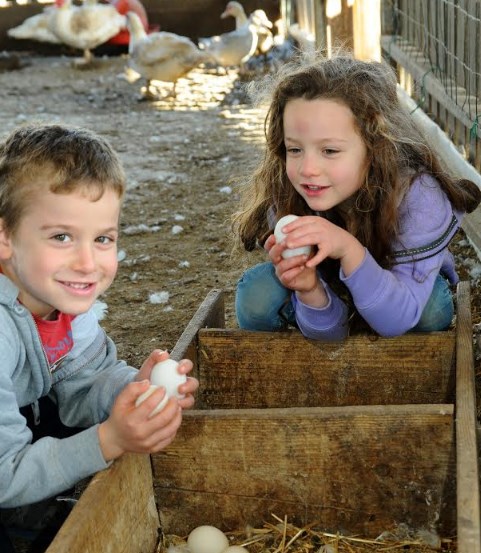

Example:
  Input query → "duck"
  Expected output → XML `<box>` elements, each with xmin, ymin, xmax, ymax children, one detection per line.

<box><xmin>197</xmin><ymin>5</ymin><xmax>258</xmax><ymax>70</ymax></box>
<box><xmin>220</xmin><ymin>2</ymin><xmax>273</xmax><ymax>56</ymax></box>
<box><xmin>7</xmin><ymin>6</ymin><xmax>60</xmax><ymax>44</ymax></box>
<box><xmin>125</xmin><ymin>11</ymin><xmax>210</xmax><ymax>100</ymax></box>
<box><xmin>48</xmin><ymin>0</ymin><xmax>127</xmax><ymax>66</ymax></box>
<box><xmin>220</xmin><ymin>1</ymin><xmax>248</xmax><ymax>27</ymax></box>
<box><xmin>249</xmin><ymin>9</ymin><xmax>274</xmax><ymax>56</ymax></box>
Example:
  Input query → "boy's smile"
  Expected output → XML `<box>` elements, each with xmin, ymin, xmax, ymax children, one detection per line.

<box><xmin>0</xmin><ymin>186</ymin><xmax>121</xmax><ymax>319</ymax></box>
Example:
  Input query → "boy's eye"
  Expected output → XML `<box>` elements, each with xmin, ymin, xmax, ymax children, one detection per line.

<box><xmin>96</xmin><ymin>235</ymin><xmax>115</xmax><ymax>245</ymax></box>
<box><xmin>53</xmin><ymin>234</ymin><xmax>70</xmax><ymax>243</ymax></box>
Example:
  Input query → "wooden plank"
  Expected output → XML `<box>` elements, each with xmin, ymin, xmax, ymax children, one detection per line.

<box><xmin>45</xmin><ymin>453</ymin><xmax>158</xmax><ymax>553</ymax></box>
<box><xmin>194</xmin><ymin>329</ymin><xmax>456</xmax><ymax>408</ymax></box>
<box><xmin>455</xmin><ymin>281</ymin><xmax>481</xmax><ymax>553</ymax></box>
<box><xmin>170</xmin><ymin>288</ymin><xmax>224</xmax><ymax>371</ymax></box>
<box><xmin>154</xmin><ymin>404</ymin><xmax>456</xmax><ymax>537</ymax></box>
<box><xmin>352</xmin><ymin>0</ymin><xmax>381</xmax><ymax>61</ymax></box>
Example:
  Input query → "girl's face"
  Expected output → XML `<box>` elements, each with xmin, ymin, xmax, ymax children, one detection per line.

<box><xmin>283</xmin><ymin>98</ymin><xmax>368</xmax><ymax>211</ymax></box>
<box><xmin>0</xmin><ymin>186</ymin><xmax>121</xmax><ymax>319</ymax></box>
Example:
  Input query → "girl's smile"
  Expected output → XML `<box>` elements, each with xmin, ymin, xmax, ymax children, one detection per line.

<box><xmin>283</xmin><ymin>97</ymin><xmax>368</xmax><ymax>211</ymax></box>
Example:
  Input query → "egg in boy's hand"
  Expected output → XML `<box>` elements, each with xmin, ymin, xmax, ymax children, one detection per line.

<box><xmin>135</xmin><ymin>358</ymin><xmax>186</xmax><ymax>416</ymax></box>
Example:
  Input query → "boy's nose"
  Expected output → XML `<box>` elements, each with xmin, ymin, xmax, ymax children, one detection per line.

<box><xmin>72</xmin><ymin>244</ymin><xmax>96</xmax><ymax>273</ymax></box>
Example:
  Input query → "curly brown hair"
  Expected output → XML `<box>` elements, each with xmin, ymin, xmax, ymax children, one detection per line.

<box><xmin>232</xmin><ymin>52</ymin><xmax>481</xmax><ymax>267</ymax></box>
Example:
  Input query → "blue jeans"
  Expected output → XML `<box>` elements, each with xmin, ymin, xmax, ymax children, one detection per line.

<box><xmin>235</xmin><ymin>262</ymin><xmax>454</xmax><ymax>333</ymax></box>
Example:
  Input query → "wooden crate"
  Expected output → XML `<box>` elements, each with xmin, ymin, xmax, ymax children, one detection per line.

<box><xmin>45</xmin><ymin>282</ymin><xmax>480</xmax><ymax>553</ymax></box>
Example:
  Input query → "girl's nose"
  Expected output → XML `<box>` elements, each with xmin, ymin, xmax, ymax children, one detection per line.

<box><xmin>299</xmin><ymin>152</ymin><xmax>322</xmax><ymax>177</ymax></box>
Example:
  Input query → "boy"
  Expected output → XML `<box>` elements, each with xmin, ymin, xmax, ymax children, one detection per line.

<box><xmin>0</xmin><ymin>123</ymin><xmax>198</xmax><ymax>552</ymax></box>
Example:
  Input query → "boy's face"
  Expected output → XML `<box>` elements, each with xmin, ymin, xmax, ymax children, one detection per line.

<box><xmin>0</xmin><ymin>186</ymin><xmax>121</xmax><ymax>319</ymax></box>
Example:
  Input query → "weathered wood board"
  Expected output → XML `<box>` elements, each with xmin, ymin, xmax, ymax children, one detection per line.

<box><xmin>44</xmin><ymin>283</ymin><xmax>480</xmax><ymax>553</ymax></box>
<box><xmin>46</xmin><ymin>453</ymin><xmax>158</xmax><ymax>553</ymax></box>
<box><xmin>155</xmin><ymin>404</ymin><xmax>456</xmax><ymax>537</ymax></box>
<box><xmin>193</xmin><ymin>329</ymin><xmax>456</xmax><ymax>408</ymax></box>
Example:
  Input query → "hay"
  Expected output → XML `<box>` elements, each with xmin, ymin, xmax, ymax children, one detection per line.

<box><xmin>160</xmin><ymin>514</ymin><xmax>456</xmax><ymax>553</ymax></box>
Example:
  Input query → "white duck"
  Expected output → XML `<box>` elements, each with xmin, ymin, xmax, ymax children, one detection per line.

<box><xmin>249</xmin><ymin>9</ymin><xmax>274</xmax><ymax>55</ymax></box>
<box><xmin>219</xmin><ymin>1</ymin><xmax>273</xmax><ymax>58</ymax></box>
<box><xmin>7</xmin><ymin>6</ymin><xmax>60</xmax><ymax>44</ymax></box>
<box><xmin>197</xmin><ymin>5</ymin><xmax>257</xmax><ymax>69</ymax></box>
<box><xmin>125</xmin><ymin>11</ymin><xmax>210</xmax><ymax>100</ymax></box>
<box><xmin>49</xmin><ymin>0</ymin><xmax>126</xmax><ymax>66</ymax></box>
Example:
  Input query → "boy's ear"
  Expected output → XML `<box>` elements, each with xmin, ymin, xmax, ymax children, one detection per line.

<box><xmin>0</xmin><ymin>219</ymin><xmax>13</xmax><ymax>260</ymax></box>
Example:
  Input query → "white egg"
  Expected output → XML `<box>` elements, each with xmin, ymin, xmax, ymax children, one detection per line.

<box><xmin>135</xmin><ymin>358</ymin><xmax>186</xmax><ymax>416</ymax></box>
<box><xmin>223</xmin><ymin>547</ymin><xmax>249</xmax><ymax>552</ymax></box>
<box><xmin>150</xmin><ymin>358</ymin><xmax>187</xmax><ymax>399</ymax></box>
<box><xmin>187</xmin><ymin>525</ymin><xmax>229</xmax><ymax>553</ymax></box>
<box><xmin>274</xmin><ymin>214</ymin><xmax>312</xmax><ymax>259</ymax></box>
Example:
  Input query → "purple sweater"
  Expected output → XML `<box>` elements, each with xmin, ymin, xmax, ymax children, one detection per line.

<box><xmin>291</xmin><ymin>175</ymin><xmax>462</xmax><ymax>339</ymax></box>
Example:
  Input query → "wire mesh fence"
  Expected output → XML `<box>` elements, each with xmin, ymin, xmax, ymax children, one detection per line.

<box><xmin>382</xmin><ymin>0</ymin><xmax>481</xmax><ymax>171</ymax></box>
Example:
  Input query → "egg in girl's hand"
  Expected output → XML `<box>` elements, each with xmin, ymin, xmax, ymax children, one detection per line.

<box><xmin>274</xmin><ymin>214</ymin><xmax>312</xmax><ymax>259</ymax></box>
<box><xmin>135</xmin><ymin>358</ymin><xmax>187</xmax><ymax>416</ymax></box>
<box><xmin>187</xmin><ymin>525</ymin><xmax>229</xmax><ymax>553</ymax></box>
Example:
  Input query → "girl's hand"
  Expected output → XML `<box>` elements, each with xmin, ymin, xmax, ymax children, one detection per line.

<box><xmin>277</xmin><ymin>216</ymin><xmax>365</xmax><ymax>276</ymax></box>
<box><xmin>98</xmin><ymin>381</ymin><xmax>182</xmax><ymax>461</ymax></box>
<box><xmin>268</xmin><ymin>228</ymin><xmax>327</xmax><ymax>306</ymax></box>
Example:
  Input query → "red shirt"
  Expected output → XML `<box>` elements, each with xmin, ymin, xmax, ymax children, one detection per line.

<box><xmin>32</xmin><ymin>312</ymin><xmax>75</xmax><ymax>369</ymax></box>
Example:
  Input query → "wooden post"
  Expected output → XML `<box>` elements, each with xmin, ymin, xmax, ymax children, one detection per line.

<box><xmin>353</xmin><ymin>0</ymin><xmax>381</xmax><ymax>60</ymax></box>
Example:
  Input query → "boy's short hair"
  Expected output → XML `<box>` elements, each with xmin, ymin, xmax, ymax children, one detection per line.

<box><xmin>0</xmin><ymin>123</ymin><xmax>126</xmax><ymax>234</ymax></box>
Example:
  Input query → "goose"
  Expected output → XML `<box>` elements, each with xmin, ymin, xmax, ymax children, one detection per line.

<box><xmin>7</xmin><ymin>6</ymin><xmax>60</xmax><ymax>44</ymax></box>
<box><xmin>48</xmin><ymin>0</ymin><xmax>126</xmax><ymax>66</ymax></box>
<box><xmin>125</xmin><ymin>11</ymin><xmax>210</xmax><ymax>100</ymax></box>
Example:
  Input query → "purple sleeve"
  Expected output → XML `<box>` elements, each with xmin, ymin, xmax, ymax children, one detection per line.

<box><xmin>341</xmin><ymin>175</ymin><xmax>461</xmax><ymax>336</ymax></box>
<box><xmin>292</xmin><ymin>278</ymin><xmax>349</xmax><ymax>340</ymax></box>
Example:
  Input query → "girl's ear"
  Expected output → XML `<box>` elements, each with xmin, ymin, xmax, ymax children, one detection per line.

<box><xmin>0</xmin><ymin>219</ymin><xmax>13</xmax><ymax>260</ymax></box>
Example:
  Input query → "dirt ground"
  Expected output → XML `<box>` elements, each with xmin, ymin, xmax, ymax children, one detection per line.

<box><xmin>0</xmin><ymin>51</ymin><xmax>480</xmax><ymax>400</ymax></box>
<box><xmin>1</xmin><ymin>50</ymin><xmax>481</xmax><ymax>553</ymax></box>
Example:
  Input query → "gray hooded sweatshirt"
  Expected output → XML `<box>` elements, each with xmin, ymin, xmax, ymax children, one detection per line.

<box><xmin>0</xmin><ymin>274</ymin><xmax>137</xmax><ymax>508</ymax></box>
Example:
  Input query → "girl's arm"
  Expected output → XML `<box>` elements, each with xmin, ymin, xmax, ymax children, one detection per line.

<box><xmin>342</xmin><ymin>175</ymin><xmax>461</xmax><ymax>336</ymax></box>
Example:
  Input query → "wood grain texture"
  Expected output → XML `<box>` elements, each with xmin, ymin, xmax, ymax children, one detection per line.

<box><xmin>154</xmin><ymin>404</ymin><xmax>456</xmax><ymax>537</ymax></box>
<box><xmin>195</xmin><ymin>329</ymin><xmax>456</xmax><ymax>408</ymax></box>
<box><xmin>455</xmin><ymin>281</ymin><xmax>481</xmax><ymax>553</ymax></box>
<box><xmin>46</xmin><ymin>454</ymin><xmax>159</xmax><ymax>553</ymax></box>
<box><xmin>170</xmin><ymin>289</ymin><xmax>224</xmax><ymax>372</ymax></box>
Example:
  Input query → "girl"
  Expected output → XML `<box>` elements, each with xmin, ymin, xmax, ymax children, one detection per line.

<box><xmin>233</xmin><ymin>53</ymin><xmax>481</xmax><ymax>340</ymax></box>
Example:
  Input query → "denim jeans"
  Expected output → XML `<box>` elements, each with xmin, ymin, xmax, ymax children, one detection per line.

<box><xmin>235</xmin><ymin>261</ymin><xmax>454</xmax><ymax>333</ymax></box>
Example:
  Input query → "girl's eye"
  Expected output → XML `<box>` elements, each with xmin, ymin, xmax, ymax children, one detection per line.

<box><xmin>324</xmin><ymin>148</ymin><xmax>340</xmax><ymax>155</ymax></box>
<box><xmin>286</xmin><ymin>147</ymin><xmax>301</xmax><ymax>154</ymax></box>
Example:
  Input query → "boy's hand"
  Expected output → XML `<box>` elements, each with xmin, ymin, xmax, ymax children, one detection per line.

<box><xmin>98</xmin><ymin>380</ymin><xmax>182</xmax><ymax>462</ymax></box>
<box><xmin>136</xmin><ymin>350</ymin><xmax>199</xmax><ymax>409</ymax></box>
